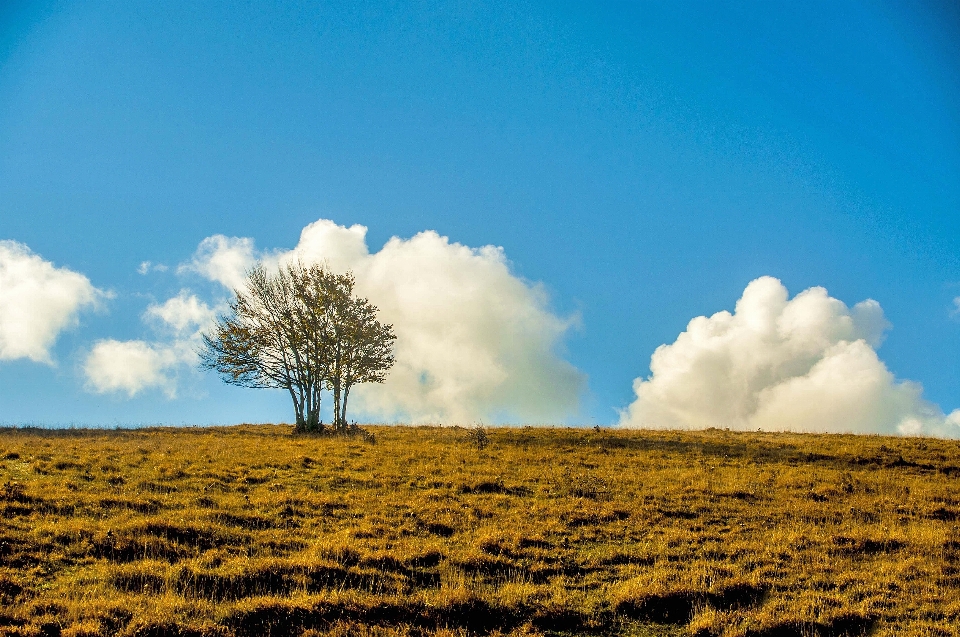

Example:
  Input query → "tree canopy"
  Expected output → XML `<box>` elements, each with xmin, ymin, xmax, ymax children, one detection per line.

<box><xmin>199</xmin><ymin>262</ymin><xmax>395</xmax><ymax>432</ymax></box>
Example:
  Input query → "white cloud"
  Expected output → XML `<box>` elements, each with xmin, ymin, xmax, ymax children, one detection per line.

<box><xmin>619</xmin><ymin>276</ymin><xmax>960</xmax><ymax>436</ymax></box>
<box><xmin>138</xmin><ymin>261</ymin><xmax>168</xmax><ymax>275</ymax></box>
<box><xmin>83</xmin><ymin>291</ymin><xmax>214</xmax><ymax>398</ymax></box>
<box><xmin>186</xmin><ymin>219</ymin><xmax>585</xmax><ymax>423</ymax></box>
<box><xmin>952</xmin><ymin>297</ymin><xmax>960</xmax><ymax>317</ymax></box>
<box><xmin>0</xmin><ymin>241</ymin><xmax>105</xmax><ymax>364</ymax></box>
<box><xmin>144</xmin><ymin>290</ymin><xmax>217</xmax><ymax>334</ymax></box>
<box><xmin>84</xmin><ymin>339</ymin><xmax>194</xmax><ymax>398</ymax></box>
<box><xmin>178</xmin><ymin>235</ymin><xmax>255</xmax><ymax>290</ymax></box>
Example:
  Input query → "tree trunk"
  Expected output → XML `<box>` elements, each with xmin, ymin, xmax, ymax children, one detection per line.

<box><xmin>304</xmin><ymin>390</ymin><xmax>313</xmax><ymax>431</ymax></box>
<box><xmin>311</xmin><ymin>383</ymin><xmax>323</xmax><ymax>432</ymax></box>
<box><xmin>312</xmin><ymin>389</ymin><xmax>322</xmax><ymax>431</ymax></box>
<box><xmin>331</xmin><ymin>336</ymin><xmax>346</xmax><ymax>430</ymax></box>
<box><xmin>341</xmin><ymin>385</ymin><xmax>351</xmax><ymax>428</ymax></box>
<box><xmin>332</xmin><ymin>379</ymin><xmax>342</xmax><ymax>430</ymax></box>
<box><xmin>288</xmin><ymin>386</ymin><xmax>306</xmax><ymax>432</ymax></box>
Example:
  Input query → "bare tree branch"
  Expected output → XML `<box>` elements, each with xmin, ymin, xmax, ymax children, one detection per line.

<box><xmin>199</xmin><ymin>262</ymin><xmax>395</xmax><ymax>433</ymax></box>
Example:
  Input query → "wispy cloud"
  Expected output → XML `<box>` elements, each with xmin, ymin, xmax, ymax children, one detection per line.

<box><xmin>177</xmin><ymin>235</ymin><xmax>255</xmax><ymax>291</ymax></box>
<box><xmin>84</xmin><ymin>291</ymin><xmax>216</xmax><ymax>398</ymax></box>
<box><xmin>137</xmin><ymin>261</ymin><xmax>168</xmax><ymax>275</ymax></box>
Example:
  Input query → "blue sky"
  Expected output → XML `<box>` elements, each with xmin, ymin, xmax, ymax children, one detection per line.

<box><xmin>1</xmin><ymin>1</ymin><xmax>958</xmax><ymax>430</ymax></box>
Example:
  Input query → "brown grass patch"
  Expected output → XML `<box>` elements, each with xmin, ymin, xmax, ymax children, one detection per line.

<box><xmin>0</xmin><ymin>424</ymin><xmax>957</xmax><ymax>635</ymax></box>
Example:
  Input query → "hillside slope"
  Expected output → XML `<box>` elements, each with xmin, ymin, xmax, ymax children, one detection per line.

<box><xmin>0</xmin><ymin>424</ymin><xmax>957</xmax><ymax>636</ymax></box>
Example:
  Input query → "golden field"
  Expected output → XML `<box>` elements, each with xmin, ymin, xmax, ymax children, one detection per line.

<box><xmin>0</xmin><ymin>424</ymin><xmax>958</xmax><ymax>637</ymax></box>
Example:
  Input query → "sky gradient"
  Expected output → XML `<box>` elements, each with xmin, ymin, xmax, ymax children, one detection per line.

<box><xmin>1</xmin><ymin>1</ymin><xmax>958</xmax><ymax>430</ymax></box>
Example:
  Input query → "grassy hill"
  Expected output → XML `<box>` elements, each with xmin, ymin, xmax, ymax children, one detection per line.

<box><xmin>0</xmin><ymin>424</ymin><xmax>957</xmax><ymax>636</ymax></box>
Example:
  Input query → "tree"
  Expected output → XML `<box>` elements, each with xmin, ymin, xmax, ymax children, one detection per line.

<box><xmin>326</xmin><ymin>283</ymin><xmax>396</xmax><ymax>429</ymax></box>
<box><xmin>199</xmin><ymin>262</ymin><xmax>395</xmax><ymax>433</ymax></box>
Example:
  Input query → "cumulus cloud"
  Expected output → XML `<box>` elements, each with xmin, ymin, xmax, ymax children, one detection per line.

<box><xmin>179</xmin><ymin>235</ymin><xmax>255</xmax><ymax>290</ymax></box>
<box><xmin>144</xmin><ymin>290</ymin><xmax>217</xmax><ymax>334</ymax></box>
<box><xmin>620</xmin><ymin>276</ymin><xmax>960</xmax><ymax>436</ymax></box>
<box><xmin>83</xmin><ymin>291</ymin><xmax>215</xmax><ymax>398</ymax></box>
<box><xmin>186</xmin><ymin>219</ymin><xmax>585</xmax><ymax>423</ymax></box>
<box><xmin>0</xmin><ymin>240</ymin><xmax>105</xmax><ymax>364</ymax></box>
<box><xmin>83</xmin><ymin>339</ymin><xmax>194</xmax><ymax>398</ymax></box>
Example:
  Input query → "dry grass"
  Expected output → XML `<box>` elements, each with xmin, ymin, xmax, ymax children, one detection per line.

<box><xmin>0</xmin><ymin>424</ymin><xmax>958</xmax><ymax>636</ymax></box>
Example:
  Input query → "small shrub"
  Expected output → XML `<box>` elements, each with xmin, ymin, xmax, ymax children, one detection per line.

<box><xmin>466</xmin><ymin>427</ymin><xmax>489</xmax><ymax>451</ymax></box>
